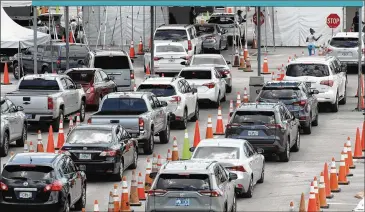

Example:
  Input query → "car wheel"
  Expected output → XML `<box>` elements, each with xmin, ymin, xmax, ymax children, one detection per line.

<box><xmin>190</xmin><ymin>103</ymin><xmax>199</xmax><ymax>121</ymax></box>
<box><xmin>279</xmin><ymin>140</ymin><xmax>290</xmax><ymax>162</ymax></box>
<box><xmin>330</xmin><ymin>93</ymin><xmax>339</xmax><ymax>112</ymax></box>
<box><xmin>52</xmin><ymin>109</ymin><xmax>64</xmax><ymax>132</ymax></box>
<box><xmin>226</xmin><ymin>85</ymin><xmax>232</xmax><ymax>93</ymax></box>
<box><xmin>16</xmin><ymin>123</ymin><xmax>27</xmax><ymax>147</ymax></box>
<box><xmin>129</xmin><ymin>147</ymin><xmax>138</xmax><ymax>169</ymax></box>
<box><xmin>113</xmin><ymin>161</ymin><xmax>124</xmax><ymax>181</ymax></box>
<box><xmin>74</xmin><ymin>184</ymin><xmax>86</xmax><ymax>210</ymax></box>
<box><xmin>312</xmin><ymin>109</ymin><xmax>319</xmax><ymax>126</ymax></box>
<box><xmin>159</xmin><ymin>120</ymin><xmax>170</xmax><ymax>144</ymax></box>
<box><xmin>79</xmin><ymin>100</ymin><xmax>86</xmax><ymax>122</ymax></box>
<box><xmin>291</xmin><ymin>130</ymin><xmax>300</xmax><ymax>152</ymax></box>
<box><xmin>179</xmin><ymin>109</ymin><xmax>188</xmax><ymax>129</ymax></box>
<box><xmin>257</xmin><ymin>162</ymin><xmax>265</xmax><ymax>183</ymax></box>
<box><xmin>231</xmin><ymin>194</ymin><xmax>237</xmax><ymax>212</ymax></box>
<box><xmin>339</xmin><ymin>87</ymin><xmax>347</xmax><ymax>105</ymax></box>
<box><xmin>0</xmin><ymin>131</ymin><xmax>9</xmax><ymax>157</ymax></box>
<box><xmin>303</xmin><ymin>117</ymin><xmax>312</xmax><ymax>135</ymax></box>
<box><xmin>144</xmin><ymin>131</ymin><xmax>154</xmax><ymax>155</ymax></box>
<box><xmin>60</xmin><ymin>197</ymin><xmax>70</xmax><ymax>212</ymax></box>
<box><xmin>243</xmin><ymin>177</ymin><xmax>253</xmax><ymax>198</ymax></box>
<box><xmin>13</xmin><ymin>63</ymin><xmax>21</xmax><ymax>80</ymax></box>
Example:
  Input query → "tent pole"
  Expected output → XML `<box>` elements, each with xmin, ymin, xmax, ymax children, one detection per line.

<box><xmin>357</xmin><ymin>6</ymin><xmax>363</xmax><ymax>110</ymax></box>
<box><xmin>132</xmin><ymin>6</ymin><xmax>134</xmax><ymax>43</ymax></box>
<box><xmin>143</xmin><ymin>6</ymin><xmax>145</xmax><ymax>49</ymax></box>
<box><xmin>264</xmin><ymin>7</ymin><xmax>267</xmax><ymax>53</ymax></box>
<box><xmin>49</xmin><ymin>10</ymin><xmax>54</xmax><ymax>72</ymax></box>
<box><xmin>33</xmin><ymin>6</ymin><xmax>37</xmax><ymax>74</ymax></box>
<box><xmin>257</xmin><ymin>6</ymin><xmax>262</xmax><ymax>76</ymax></box>
<box><xmin>120</xmin><ymin>7</ymin><xmax>123</xmax><ymax>50</ymax></box>
<box><xmin>150</xmin><ymin>6</ymin><xmax>154</xmax><ymax>74</ymax></box>
<box><xmin>272</xmin><ymin>7</ymin><xmax>275</xmax><ymax>51</ymax></box>
<box><xmin>65</xmin><ymin>6</ymin><xmax>70</xmax><ymax>70</ymax></box>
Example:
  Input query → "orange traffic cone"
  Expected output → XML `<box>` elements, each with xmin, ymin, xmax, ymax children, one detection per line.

<box><xmin>262</xmin><ymin>54</ymin><xmax>270</xmax><ymax>74</ymax></box>
<box><xmin>69</xmin><ymin>32</ymin><xmax>74</xmax><ymax>43</ymax></box>
<box><xmin>108</xmin><ymin>191</ymin><xmax>114</xmax><ymax>212</ymax></box>
<box><xmin>56</xmin><ymin>119</ymin><xmax>65</xmax><ymax>150</ymax></box>
<box><xmin>229</xmin><ymin>100</ymin><xmax>234</xmax><ymax>120</ymax></box>
<box><xmin>146</xmin><ymin>64</ymin><xmax>151</xmax><ymax>75</ymax></box>
<box><xmin>29</xmin><ymin>141</ymin><xmax>34</xmax><ymax>152</ymax></box>
<box><xmin>152</xmin><ymin>153</ymin><xmax>158</xmax><ymax>172</ymax></box>
<box><xmin>338</xmin><ymin>151</ymin><xmax>350</xmax><ymax>185</ymax></box>
<box><xmin>343</xmin><ymin>144</ymin><xmax>353</xmax><ymax>176</ymax></box>
<box><xmin>193</xmin><ymin>121</ymin><xmax>201</xmax><ymax>147</ymax></box>
<box><xmin>354</xmin><ymin>127</ymin><xmax>364</xmax><ymax>159</ymax></box>
<box><xmin>47</xmin><ymin>125</ymin><xmax>55</xmax><ymax>153</ymax></box>
<box><xmin>323</xmin><ymin>162</ymin><xmax>334</xmax><ymax>198</ymax></box>
<box><xmin>206</xmin><ymin>115</ymin><xmax>214</xmax><ymax>139</ymax></box>
<box><xmin>319</xmin><ymin>172</ymin><xmax>329</xmax><ymax>209</ymax></box>
<box><xmin>137</xmin><ymin>172</ymin><xmax>146</xmax><ymax>200</ymax></box>
<box><xmin>144</xmin><ymin>157</ymin><xmax>153</xmax><ymax>192</ymax></box>
<box><xmin>313</xmin><ymin>177</ymin><xmax>320</xmax><ymax>211</ymax></box>
<box><xmin>113</xmin><ymin>184</ymin><xmax>120</xmax><ymax>212</ymax></box>
<box><xmin>137</xmin><ymin>36</ymin><xmax>144</xmax><ymax>55</ymax></box>
<box><xmin>23</xmin><ymin>140</ymin><xmax>29</xmax><ymax>153</ymax></box>
<box><xmin>94</xmin><ymin>200</ymin><xmax>100</xmax><ymax>212</ymax></box>
<box><xmin>252</xmin><ymin>35</ymin><xmax>257</xmax><ymax>49</ymax></box>
<box><xmin>244</xmin><ymin>55</ymin><xmax>253</xmax><ymax>72</ymax></box>
<box><xmin>130</xmin><ymin>170</ymin><xmax>142</xmax><ymax>206</ymax></box>
<box><xmin>214</xmin><ymin>107</ymin><xmax>225</xmax><ymax>135</ymax></box>
<box><xmin>172</xmin><ymin>136</ymin><xmax>179</xmax><ymax>161</ymax></box>
<box><xmin>329</xmin><ymin>157</ymin><xmax>341</xmax><ymax>192</ymax></box>
<box><xmin>68</xmin><ymin>116</ymin><xmax>74</xmax><ymax>134</ymax></box>
<box><xmin>167</xmin><ymin>149</ymin><xmax>172</xmax><ymax>161</ymax></box>
<box><xmin>156</xmin><ymin>155</ymin><xmax>162</xmax><ymax>171</ymax></box>
<box><xmin>244</xmin><ymin>42</ymin><xmax>248</xmax><ymax>60</ymax></box>
<box><xmin>362</xmin><ymin>121</ymin><xmax>365</xmax><ymax>151</ymax></box>
<box><xmin>129</xmin><ymin>40</ymin><xmax>137</xmax><ymax>59</ymax></box>
<box><xmin>76</xmin><ymin>113</ymin><xmax>81</xmax><ymax>126</ymax></box>
<box><xmin>307</xmin><ymin>181</ymin><xmax>318</xmax><ymax>212</ymax></box>
<box><xmin>2</xmin><ymin>63</ymin><xmax>11</xmax><ymax>85</ymax></box>
<box><xmin>236</xmin><ymin>92</ymin><xmax>241</xmax><ymax>108</ymax></box>
<box><xmin>120</xmin><ymin>176</ymin><xmax>132</xmax><ymax>212</ymax></box>
<box><xmin>279</xmin><ymin>65</ymin><xmax>285</xmax><ymax>80</ymax></box>
<box><xmin>299</xmin><ymin>193</ymin><xmax>306</xmax><ymax>212</ymax></box>
<box><xmin>36</xmin><ymin>130</ymin><xmax>44</xmax><ymax>152</ymax></box>
<box><xmin>238</xmin><ymin>50</ymin><xmax>246</xmax><ymax>70</ymax></box>
<box><xmin>233</xmin><ymin>49</ymin><xmax>240</xmax><ymax>67</ymax></box>
<box><xmin>243</xmin><ymin>87</ymin><xmax>249</xmax><ymax>103</ymax></box>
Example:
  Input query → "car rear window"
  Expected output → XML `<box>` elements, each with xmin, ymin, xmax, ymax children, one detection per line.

<box><xmin>67</xmin><ymin>129</ymin><xmax>112</xmax><ymax>144</ymax></box>
<box><xmin>154</xmin><ymin>29</ymin><xmax>188</xmax><ymax>41</ymax></box>
<box><xmin>155</xmin><ymin>174</ymin><xmax>210</xmax><ymax>191</ymax></box>
<box><xmin>18</xmin><ymin>79</ymin><xmax>60</xmax><ymax>90</ymax></box>
<box><xmin>137</xmin><ymin>84</ymin><xmax>176</xmax><ymax>97</ymax></box>
<box><xmin>193</xmin><ymin>147</ymin><xmax>240</xmax><ymax>159</ymax></box>
<box><xmin>156</xmin><ymin>45</ymin><xmax>185</xmax><ymax>53</ymax></box>
<box><xmin>330</xmin><ymin>37</ymin><xmax>359</xmax><ymax>48</ymax></box>
<box><xmin>179</xmin><ymin>70</ymin><xmax>212</xmax><ymax>79</ymax></box>
<box><xmin>208</xmin><ymin>16</ymin><xmax>235</xmax><ymax>26</ymax></box>
<box><xmin>66</xmin><ymin>72</ymin><xmax>94</xmax><ymax>83</ymax></box>
<box><xmin>195</xmin><ymin>25</ymin><xmax>215</xmax><ymax>35</ymax></box>
<box><xmin>232</xmin><ymin>111</ymin><xmax>276</xmax><ymax>125</ymax></box>
<box><xmin>286</xmin><ymin>64</ymin><xmax>329</xmax><ymax>77</ymax></box>
<box><xmin>191</xmin><ymin>57</ymin><xmax>226</xmax><ymax>65</ymax></box>
<box><xmin>100</xmin><ymin>98</ymin><xmax>148</xmax><ymax>115</ymax></box>
<box><xmin>259</xmin><ymin>88</ymin><xmax>301</xmax><ymax>100</ymax></box>
<box><xmin>94</xmin><ymin>56</ymin><xmax>130</xmax><ymax>69</ymax></box>
<box><xmin>2</xmin><ymin>165</ymin><xmax>54</xmax><ymax>181</ymax></box>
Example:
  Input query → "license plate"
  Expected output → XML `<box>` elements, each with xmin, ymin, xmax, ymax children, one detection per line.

<box><xmin>79</xmin><ymin>153</ymin><xmax>91</xmax><ymax>160</ymax></box>
<box><xmin>248</xmin><ymin>131</ymin><xmax>259</xmax><ymax>136</ymax></box>
<box><xmin>19</xmin><ymin>192</ymin><xmax>32</xmax><ymax>199</ymax></box>
<box><xmin>341</xmin><ymin>52</ymin><xmax>351</xmax><ymax>56</ymax></box>
<box><xmin>169</xmin><ymin>59</ymin><xmax>175</xmax><ymax>62</ymax></box>
<box><xmin>175</xmin><ymin>198</ymin><xmax>190</xmax><ymax>206</ymax></box>
<box><xmin>25</xmin><ymin>114</ymin><xmax>32</xmax><ymax>119</ymax></box>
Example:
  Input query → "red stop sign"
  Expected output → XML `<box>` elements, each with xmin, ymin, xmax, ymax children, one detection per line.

<box><xmin>253</xmin><ymin>12</ymin><xmax>265</xmax><ymax>26</ymax></box>
<box><xmin>327</xmin><ymin>14</ymin><xmax>340</xmax><ymax>28</ymax></box>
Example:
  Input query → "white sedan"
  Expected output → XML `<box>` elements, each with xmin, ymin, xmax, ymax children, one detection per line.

<box><xmin>190</xmin><ymin>138</ymin><xmax>265</xmax><ymax>198</ymax></box>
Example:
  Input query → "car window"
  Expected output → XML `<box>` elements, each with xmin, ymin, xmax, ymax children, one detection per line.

<box><xmin>154</xmin><ymin>29</ymin><xmax>188</xmax><ymax>41</ymax></box>
<box><xmin>232</xmin><ymin>111</ymin><xmax>276</xmax><ymax>125</ymax></box>
<box><xmin>99</xmin><ymin>70</ymin><xmax>109</xmax><ymax>80</ymax></box>
<box><xmin>195</xmin><ymin>25</ymin><xmax>215</xmax><ymax>35</ymax></box>
<box><xmin>67</xmin><ymin>71</ymin><xmax>95</xmax><ymax>84</ymax></box>
<box><xmin>188</xmin><ymin>28</ymin><xmax>194</xmax><ymax>39</ymax></box>
<box><xmin>2</xmin><ymin>165</ymin><xmax>54</xmax><ymax>181</ymax></box>
<box><xmin>259</xmin><ymin>87</ymin><xmax>302</xmax><ymax>100</ymax></box>
<box><xmin>148</xmin><ymin>96</ymin><xmax>156</xmax><ymax>109</ymax></box>
<box><xmin>1</xmin><ymin>100</ymin><xmax>9</xmax><ymax>113</ymax></box>
<box><xmin>60</xmin><ymin>78</ymin><xmax>68</xmax><ymax>89</ymax></box>
<box><xmin>137</xmin><ymin>84</ymin><xmax>176</xmax><ymax>97</ymax></box>
<box><xmin>94</xmin><ymin>71</ymin><xmax>102</xmax><ymax>82</ymax></box>
<box><xmin>155</xmin><ymin>174</ymin><xmax>210</xmax><ymax>191</ymax></box>
<box><xmin>179</xmin><ymin>70</ymin><xmax>212</xmax><ymax>79</ymax></box>
<box><xmin>67</xmin><ymin>158</ymin><xmax>76</xmax><ymax>173</ymax></box>
<box><xmin>246</xmin><ymin>142</ymin><xmax>257</xmax><ymax>154</ymax></box>
<box><xmin>191</xmin><ymin>56</ymin><xmax>226</xmax><ymax>65</ymax></box>
<box><xmin>182</xmin><ymin>80</ymin><xmax>192</xmax><ymax>92</ymax></box>
<box><xmin>19</xmin><ymin>79</ymin><xmax>60</xmax><ymax>90</ymax></box>
<box><xmin>60</xmin><ymin>157</ymin><xmax>71</xmax><ymax>175</ymax></box>
<box><xmin>100</xmin><ymin>98</ymin><xmax>148</xmax><ymax>115</ymax></box>
<box><xmin>282</xmin><ymin>106</ymin><xmax>292</xmax><ymax>120</ymax></box>
<box><xmin>208</xmin><ymin>16</ymin><xmax>235</xmax><ymax>25</ymax></box>
<box><xmin>286</xmin><ymin>64</ymin><xmax>329</xmax><ymax>77</ymax></box>
<box><xmin>218</xmin><ymin>165</ymin><xmax>228</xmax><ymax>183</ymax></box>
<box><xmin>152</xmin><ymin>96</ymin><xmax>161</xmax><ymax>107</ymax></box>
<box><xmin>330</xmin><ymin>37</ymin><xmax>359</xmax><ymax>48</ymax></box>
<box><xmin>94</xmin><ymin>56</ymin><xmax>130</xmax><ymax>69</ymax></box>
<box><xmin>60</xmin><ymin>45</ymin><xmax>89</xmax><ymax>57</ymax></box>
<box><xmin>156</xmin><ymin>45</ymin><xmax>185</xmax><ymax>53</ymax></box>
<box><xmin>67</xmin><ymin>129</ymin><xmax>113</xmax><ymax>144</ymax></box>
<box><xmin>178</xmin><ymin>80</ymin><xmax>187</xmax><ymax>93</ymax></box>
<box><xmin>278</xmin><ymin>107</ymin><xmax>286</xmax><ymax>122</ymax></box>
<box><xmin>121</xmin><ymin>128</ymin><xmax>131</xmax><ymax>139</ymax></box>
<box><xmin>214</xmin><ymin>165</ymin><xmax>222</xmax><ymax>185</ymax></box>
<box><xmin>5</xmin><ymin>100</ymin><xmax>16</xmax><ymax>112</ymax></box>
<box><xmin>84</xmin><ymin>54</ymin><xmax>90</xmax><ymax>66</ymax></box>
<box><xmin>244</xmin><ymin>143</ymin><xmax>254</xmax><ymax>157</ymax></box>
<box><xmin>65</xmin><ymin>78</ymin><xmax>76</xmax><ymax>89</ymax></box>
<box><xmin>193</xmin><ymin>146</ymin><xmax>240</xmax><ymax>159</ymax></box>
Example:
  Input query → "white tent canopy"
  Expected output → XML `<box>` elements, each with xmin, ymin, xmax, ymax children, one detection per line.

<box><xmin>0</xmin><ymin>6</ymin><xmax>51</xmax><ymax>49</ymax></box>
<box><xmin>1</xmin><ymin>1</ymin><xmax>32</xmax><ymax>7</ymax></box>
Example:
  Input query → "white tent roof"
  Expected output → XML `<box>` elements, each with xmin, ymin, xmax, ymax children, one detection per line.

<box><xmin>1</xmin><ymin>1</ymin><xmax>32</xmax><ymax>7</ymax></box>
<box><xmin>1</xmin><ymin>6</ymin><xmax>51</xmax><ymax>49</ymax></box>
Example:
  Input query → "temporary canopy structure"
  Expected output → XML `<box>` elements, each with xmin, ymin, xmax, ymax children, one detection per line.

<box><xmin>1</xmin><ymin>1</ymin><xmax>32</xmax><ymax>7</ymax></box>
<box><xmin>0</xmin><ymin>6</ymin><xmax>51</xmax><ymax>49</ymax></box>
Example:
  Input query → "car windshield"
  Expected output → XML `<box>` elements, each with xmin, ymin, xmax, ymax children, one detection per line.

<box><xmin>155</xmin><ymin>174</ymin><xmax>210</xmax><ymax>191</ymax></box>
<box><xmin>67</xmin><ymin>72</ymin><xmax>94</xmax><ymax>84</ymax></box>
<box><xmin>2</xmin><ymin>165</ymin><xmax>54</xmax><ymax>181</ymax></box>
<box><xmin>18</xmin><ymin>79</ymin><xmax>60</xmax><ymax>90</ymax></box>
<box><xmin>193</xmin><ymin>147</ymin><xmax>240</xmax><ymax>159</ymax></box>
<box><xmin>208</xmin><ymin>16</ymin><xmax>235</xmax><ymax>26</ymax></box>
<box><xmin>191</xmin><ymin>57</ymin><xmax>226</xmax><ymax>65</ymax></box>
<box><xmin>232</xmin><ymin>111</ymin><xmax>276</xmax><ymax>125</ymax></box>
<box><xmin>100</xmin><ymin>98</ymin><xmax>148</xmax><ymax>115</ymax></box>
<box><xmin>154</xmin><ymin>29</ymin><xmax>188</xmax><ymax>41</ymax></box>
<box><xmin>195</xmin><ymin>25</ymin><xmax>215</xmax><ymax>35</ymax></box>
<box><xmin>94</xmin><ymin>56</ymin><xmax>130</xmax><ymax>69</ymax></box>
<box><xmin>67</xmin><ymin>129</ymin><xmax>112</xmax><ymax>144</ymax></box>
<box><xmin>179</xmin><ymin>70</ymin><xmax>212</xmax><ymax>79</ymax></box>
<box><xmin>259</xmin><ymin>88</ymin><xmax>301</xmax><ymax>100</ymax></box>
<box><xmin>156</xmin><ymin>45</ymin><xmax>185</xmax><ymax>53</ymax></box>
<box><xmin>137</xmin><ymin>84</ymin><xmax>176</xmax><ymax>97</ymax></box>
<box><xmin>330</xmin><ymin>37</ymin><xmax>359</xmax><ymax>48</ymax></box>
<box><xmin>286</xmin><ymin>64</ymin><xmax>329</xmax><ymax>77</ymax></box>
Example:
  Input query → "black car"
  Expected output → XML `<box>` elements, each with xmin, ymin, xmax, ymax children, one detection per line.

<box><xmin>0</xmin><ymin>153</ymin><xmax>86</xmax><ymax>212</ymax></box>
<box><xmin>256</xmin><ymin>81</ymin><xmax>319</xmax><ymax>134</ymax></box>
<box><xmin>225</xmin><ymin>102</ymin><xmax>300</xmax><ymax>162</ymax></box>
<box><xmin>60</xmin><ymin>124</ymin><xmax>138</xmax><ymax>181</ymax></box>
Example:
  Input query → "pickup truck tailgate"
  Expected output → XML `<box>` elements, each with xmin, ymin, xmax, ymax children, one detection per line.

<box><xmin>6</xmin><ymin>93</ymin><xmax>49</xmax><ymax>112</ymax></box>
<box><xmin>90</xmin><ymin>115</ymin><xmax>140</xmax><ymax>133</ymax></box>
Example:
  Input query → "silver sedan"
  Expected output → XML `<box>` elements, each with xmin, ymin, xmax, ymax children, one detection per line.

<box><xmin>195</xmin><ymin>23</ymin><xmax>228</xmax><ymax>54</ymax></box>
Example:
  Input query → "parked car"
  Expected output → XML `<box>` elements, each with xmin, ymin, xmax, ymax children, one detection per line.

<box><xmin>60</xmin><ymin>124</ymin><xmax>138</xmax><ymax>181</ymax></box>
<box><xmin>88</xmin><ymin>92</ymin><xmax>172</xmax><ymax>155</ymax></box>
<box><xmin>137</xmin><ymin>75</ymin><xmax>199</xmax><ymax>129</ymax></box>
<box><xmin>190</xmin><ymin>138</ymin><xmax>265</xmax><ymax>198</ymax></box>
<box><xmin>81</xmin><ymin>50</ymin><xmax>135</xmax><ymax>92</ymax></box>
<box><xmin>64</xmin><ymin>68</ymin><xmax>117</xmax><ymax>108</ymax></box>
<box><xmin>194</xmin><ymin>23</ymin><xmax>228</xmax><ymax>53</ymax></box>
<box><xmin>0</xmin><ymin>153</ymin><xmax>87</xmax><ymax>211</ymax></box>
<box><xmin>225</xmin><ymin>102</ymin><xmax>301</xmax><ymax>162</ymax></box>
<box><xmin>284</xmin><ymin>56</ymin><xmax>347</xmax><ymax>112</ymax></box>
<box><xmin>0</xmin><ymin>97</ymin><xmax>27</xmax><ymax>157</ymax></box>
<box><xmin>178</xmin><ymin>66</ymin><xmax>227</xmax><ymax>107</ymax></box>
<box><xmin>143</xmin><ymin>42</ymin><xmax>189</xmax><ymax>75</ymax></box>
<box><xmin>256</xmin><ymin>81</ymin><xmax>319</xmax><ymax>134</ymax></box>
<box><xmin>5</xmin><ymin>74</ymin><xmax>86</xmax><ymax>131</ymax></box>
<box><xmin>146</xmin><ymin>160</ymin><xmax>238</xmax><ymax>212</ymax></box>
<box><xmin>182</xmin><ymin>54</ymin><xmax>233</xmax><ymax>93</ymax></box>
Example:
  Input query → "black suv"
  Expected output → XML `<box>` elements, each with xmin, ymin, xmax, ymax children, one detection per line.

<box><xmin>225</xmin><ymin>102</ymin><xmax>300</xmax><ymax>162</ymax></box>
<box><xmin>0</xmin><ymin>153</ymin><xmax>87</xmax><ymax>212</ymax></box>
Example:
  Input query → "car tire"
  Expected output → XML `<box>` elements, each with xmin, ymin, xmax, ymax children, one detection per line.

<box><xmin>190</xmin><ymin>103</ymin><xmax>199</xmax><ymax>121</ymax></box>
<box><xmin>129</xmin><ymin>147</ymin><xmax>138</xmax><ymax>169</ymax></box>
<box><xmin>178</xmin><ymin>109</ymin><xmax>188</xmax><ymax>129</ymax></box>
<box><xmin>113</xmin><ymin>161</ymin><xmax>124</xmax><ymax>181</ymax></box>
<box><xmin>339</xmin><ymin>87</ymin><xmax>347</xmax><ymax>105</ymax></box>
<box><xmin>143</xmin><ymin>131</ymin><xmax>154</xmax><ymax>155</ymax></box>
<box><xmin>159</xmin><ymin>120</ymin><xmax>170</xmax><ymax>144</ymax></box>
<box><xmin>0</xmin><ymin>131</ymin><xmax>9</xmax><ymax>157</ymax></box>
<box><xmin>78</xmin><ymin>100</ymin><xmax>86</xmax><ymax>122</ymax></box>
<box><xmin>279</xmin><ymin>140</ymin><xmax>290</xmax><ymax>162</ymax></box>
<box><xmin>303</xmin><ymin>117</ymin><xmax>312</xmax><ymax>135</ymax></box>
<box><xmin>74</xmin><ymin>184</ymin><xmax>86</xmax><ymax>210</ymax></box>
<box><xmin>291</xmin><ymin>130</ymin><xmax>300</xmax><ymax>152</ymax></box>
<box><xmin>231</xmin><ymin>194</ymin><xmax>237</xmax><ymax>212</ymax></box>
<box><xmin>16</xmin><ymin>123</ymin><xmax>27</xmax><ymax>147</ymax></box>
<box><xmin>226</xmin><ymin>85</ymin><xmax>232</xmax><ymax>93</ymax></box>
<box><xmin>52</xmin><ymin>109</ymin><xmax>64</xmax><ymax>132</ymax></box>
<box><xmin>312</xmin><ymin>110</ymin><xmax>319</xmax><ymax>127</ymax></box>
<box><xmin>257</xmin><ymin>162</ymin><xmax>265</xmax><ymax>184</ymax></box>
<box><xmin>243</xmin><ymin>177</ymin><xmax>253</xmax><ymax>198</ymax></box>
<box><xmin>60</xmin><ymin>197</ymin><xmax>70</xmax><ymax>212</ymax></box>
<box><xmin>13</xmin><ymin>63</ymin><xmax>23</xmax><ymax>80</ymax></box>
<box><xmin>330</xmin><ymin>93</ymin><xmax>339</xmax><ymax>112</ymax></box>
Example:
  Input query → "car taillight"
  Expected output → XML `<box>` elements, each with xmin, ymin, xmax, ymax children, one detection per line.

<box><xmin>320</xmin><ymin>80</ymin><xmax>334</xmax><ymax>87</ymax></box>
<box><xmin>139</xmin><ymin>118</ymin><xmax>144</xmax><ymax>131</ymax></box>
<box><xmin>154</xmin><ymin>57</ymin><xmax>162</xmax><ymax>61</ymax></box>
<box><xmin>130</xmin><ymin>70</ymin><xmax>135</xmax><ymax>79</ymax></box>
<box><xmin>188</xmin><ymin>40</ymin><xmax>192</xmax><ymax>51</ymax></box>
<box><xmin>99</xmin><ymin>150</ymin><xmax>117</xmax><ymax>157</ymax></box>
<box><xmin>86</xmin><ymin>86</ymin><xmax>95</xmax><ymax>94</ymax></box>
<box><xmin>148</xmin><ymin>189</ymin><xmax>167</xmax><ymax>196</ymax></box>
<box><xmin>47</xmin><ymin>97</ymin><xmax>53</xmax><ymax>110</ymax></box>
<box><xmin>199</xmin><ymin>190</ymin><xmax>222</xmax><ymax>197</ymax></box>
<box><xmin>170</xmin><ymin>96</ymin><xmax>181</xmax><ymax>104</ymax></box>
<box><xmin>227</xmin><ymin>166</ymin><xmax>246</xmax><ymax>172</ymax></box>
<box><xmin>0</xmin><ymin>182</ymin><xmax>8</xmax><ymax>191</ymax></box>
<box><xmin>294</xmin><ymin>100</ymin><xmax>307</xmax><ymax>107</ymax></box>
<box><xmin>44</xmin><ymin>180</ymin><xmax>63</xmax><ymax>192</ymax></box>
<box><xmin>266</xmin><ymin>124</ymin><xmax>283</xmax><ymax>129</ymax></box>
<box><xmin>223</xmin><ymin>69</ymin><xmax>230</xmax><ymax>75</ymax></box>
<box><xmin>203</xmin><ymin>82</ymin><xmax>215</xmax><ymax>89</ymax></box>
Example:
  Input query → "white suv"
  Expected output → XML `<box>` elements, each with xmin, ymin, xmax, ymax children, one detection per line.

<box><xmin>137</xmin><ymin>76</ymin><xmax>199</xmax><ymax>129</ymax></box>
<box><xmin>154</xmin><ymin>24</ymin><xmax>203</xmax><ymax>57</ymax></box>
<box><xmin>283</xmin><ymin>56</ymin><xmax>347</xmax><ymax>112</ymax></box>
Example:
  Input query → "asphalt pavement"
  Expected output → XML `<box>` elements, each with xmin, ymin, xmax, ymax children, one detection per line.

<box><xmin>1</xmin><ymin>46</ymin><xmax>364</xmax><ymax>211</ymax></box>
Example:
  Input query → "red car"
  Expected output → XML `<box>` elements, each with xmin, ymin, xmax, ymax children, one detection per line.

<box><xmin>65</xmin><ymin>68</ymin><xmax>117</xmax><ymax>108</ymax></box>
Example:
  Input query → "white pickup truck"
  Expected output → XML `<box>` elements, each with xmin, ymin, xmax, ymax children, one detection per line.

<box><xmin>5</xmin><ymin>74</ymin><xmax>86</xmax><ymax>130</ymax></box>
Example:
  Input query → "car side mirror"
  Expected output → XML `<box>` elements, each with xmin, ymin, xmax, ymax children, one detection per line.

<box><xmin>189</xmin><ymin>147</ymin><xmax>196</xmax><ymax>152</ymax></box>
<box><xmin>229</xmin><ymin>112</ymin><xmax>233</xmax><ymax>117</ymax></box>
<box><xmin>180</xmin><ymin>61</ymin><xmax>187</xmax><ymax>65</ymax></box>
<box><xmin>226</xmin><ymin>61</ymin><xmax>231</xmax><ymax>65</ymax></box>
<box><xmin>160</xmin><ymin>101</ymin><xmax>168</xmax><ymax>107</ymax></box>
<box><xmin>229</xmin><ymin>173</ymin><xmax>238</xmax><ymax>181</ymax></box>
<box><xmin>76</xmin><ymin>84</ymin><xmax>82</xmax><ymax>89</ymax></box>
<box><xmin>16</xmin><ymin>106</ymin><xmax>24</xmax><ymax>111</ymax></box>
<box><xmin>256</xmin><ymin>148</ymin><xmax>264</xmax><ymax>154</ymax></box>
<box><xmin>149</xmin><ymin>172</ymin><xmax>157</xmax><ymax>179</ymax></box>
<box><xmin>311</xmin><ymin>90</ymin><xmax>319</xmax><ymax>95</ymax></box>
<box><xmin>191</xmin><ymin>88</ymin><xmax>198</xmax><ymax>94</ymax></box>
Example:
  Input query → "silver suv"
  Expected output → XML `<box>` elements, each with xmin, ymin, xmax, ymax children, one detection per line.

<box><xmin>146</xmin><ymin>160</ymin><xmax>237</xmax><ymax>212</ymax></box>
